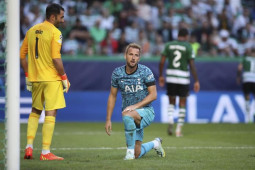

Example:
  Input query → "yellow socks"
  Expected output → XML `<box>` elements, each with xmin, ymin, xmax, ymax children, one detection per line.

<box><xmin>42</xmin><ymin>116</ymin><xmax>56</xmax><ymax>151</ymax></box>
<box><xmin>27</xmin><ymin>112</ymin><xmax>40</xmax><ymax>146</ymax></box>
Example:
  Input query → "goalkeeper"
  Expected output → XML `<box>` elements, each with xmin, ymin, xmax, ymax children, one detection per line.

<box><xmin>105</xmin><ymin>43</ymin><xmax>165</xmax><ymax>160</ymax></box>
<box><xmin>20</xmin><ymin>3</ymin><xmax>70</xmax><ymax>161</ymax></box>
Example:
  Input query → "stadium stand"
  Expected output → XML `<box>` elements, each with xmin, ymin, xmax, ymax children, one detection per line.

<box><xmin>16</xmin><ymin>0</ymin><xmax>255</xmax><ymax>58</ymax></box>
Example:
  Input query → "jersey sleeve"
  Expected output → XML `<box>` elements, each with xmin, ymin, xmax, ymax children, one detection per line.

<box><xmin>111</xmin><ymin>69</ymin><xmax>118</xmax><ymax>88</ymax></box>
<box><xmin>144</xmin><ymin>67</ymin><xmax>156</xmax><ymax>87</ymax></box>
<box><xmin>51</xmin><ymin>29</ymin><xmax>62</xmax><ymax>59</ymax></box>
<box><xmin>161</xmin><ymin>43</ymin><xmax>169</xmax><ymax>56</ymax></box>
<box><xmin>188</xmin><ymin>43</ymin><xmax>195</xmax><ymax>60</ymax></box>
<box><xmin>20</xmin><ymin>33</ymin><xmax>28</xmax><ymax>59</ymax></box>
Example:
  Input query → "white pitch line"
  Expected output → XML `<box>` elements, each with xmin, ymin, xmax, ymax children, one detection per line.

<box><xmin>27</xmin><ymin>146</ymin><xmax>255</xmax><ymax>151</ymax></box>
<box><xmin>20</xmin><ymin>131</ymin><xmax>123</xmax><ymax>135</ymax></box>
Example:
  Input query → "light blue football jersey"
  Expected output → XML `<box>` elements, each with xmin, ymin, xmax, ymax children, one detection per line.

<box><xmin>111</xmin><ymin>64</ymin><xmax>156</xmax><ymax>110</ymax></box>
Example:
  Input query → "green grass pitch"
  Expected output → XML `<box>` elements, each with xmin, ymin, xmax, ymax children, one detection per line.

<box><xmin>16</xmin><ymin>122</ymin><xmax>255</xmax><ymax>169</ymax></box>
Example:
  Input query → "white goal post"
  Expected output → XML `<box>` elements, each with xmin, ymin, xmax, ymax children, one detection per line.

<box><xmin>6</xmin><ymin>0</ymin><xmax>20</xmax><ymax>169</ymax></box>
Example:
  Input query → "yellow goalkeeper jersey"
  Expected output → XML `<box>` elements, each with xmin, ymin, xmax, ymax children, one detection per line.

<box><xmin>20</xmin><ymin>20</ymin><xmax>62</xmax><ymax>82</ymax></box>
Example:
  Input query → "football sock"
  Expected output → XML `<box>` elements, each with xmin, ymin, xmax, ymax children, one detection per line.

<box><xmin>138</xmin><ymin>141</ymin><xmax>154</xmax><ymax>158</ymax></box>
<box><xmin>245</xmin><ymin>100</ymin><xmax>250</xmax><ymax>114</ymax></box>
<box><xmin>245</xmin><ymin>100</ymin><xmax>250</xmax><ymax>122</ymax></box>
<box><xmin>26</xmin><ymin>112</ymin><xmax>40</xmax><ymax>147</ymax></box>
<box><xmin>122</xmin><ymin>115</ymin><xmax>136</xmax><ymax>149</ymax></box>
<box><xmin>177</xmin><ymin>107</ymin><xmax>186</xmax><ymax>131</ymax></box>
<box><xmin>168</xmin><ymin>104</ymin><xmax>175</xmax><ymax>124</ymax></box>
<box><xmin>42</xmin><ymin>149</ymin><xmax>50</xmax><ymax>155</ymax></box>
<box><xmin>42</xmin><ymin>116</ymin><xmax>55</xmax><ymax>151</ymax></box>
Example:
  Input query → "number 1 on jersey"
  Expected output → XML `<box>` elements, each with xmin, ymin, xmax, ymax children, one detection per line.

<box><xmin>35</xmin><ymin>37</ymin><xmax>39</xmax><ymax>59</ymax></box>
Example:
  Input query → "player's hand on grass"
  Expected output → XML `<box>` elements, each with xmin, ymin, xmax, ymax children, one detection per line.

<box><xmin>25</xmin><ymin>72</ymin><xmax>32</xmax><ymax>92</ymax></box>
<box><xmin>105</xmin><ymin>120</ymin><xmax>112</xmax><ymax>136</ymax></box>
<box><xmin>61</xmin><ymin>73</ymin><xmax>71</xmax><ymax>93</ymax></box>
<box><xmin>159</xmin><ymin>76</ymin><xmax>165</xmax><ymax>87</ymax></box>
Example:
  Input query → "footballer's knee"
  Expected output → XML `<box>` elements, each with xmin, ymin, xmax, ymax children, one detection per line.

<box><xmin>32</xmin><ymin>107</ymin><xmax>42</xmax><ymax>115</ymax></box>
<box><xmin>122</xmin><ymin>110</ymin><xmax>135</xmax><ymax>118</ymax></box>
<box><xmin>45</xmin><ymin>110</ymin><xmax>57</xmax><ymax>117</ymax></box>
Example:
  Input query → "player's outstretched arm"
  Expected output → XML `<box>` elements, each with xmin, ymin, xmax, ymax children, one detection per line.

<box><xmin>105</xmin><ymin>87</ymin><xmax>118</xmax><ymax>136</ymax></box>
<box><xmin>189</xmin><ymin>59</ymin><xmax>200</xmax><ymax>92</ymax></box>
<box><xmin>159</xmin><ymin>55</ymin><xmax>167</xmax><ymax>87</ymax></box>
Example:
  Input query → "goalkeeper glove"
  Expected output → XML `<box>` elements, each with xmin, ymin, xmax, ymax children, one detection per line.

<box><xmin>61</xmin><ymin>73</ymin><xmax>70</xmax><ymax>93</ymax></box>
<box><xmin>25</xmin><ymin>72</ymin><xmax>32</xmax><ymax>92</ymax></box>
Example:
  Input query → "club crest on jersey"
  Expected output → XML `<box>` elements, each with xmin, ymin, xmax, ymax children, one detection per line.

<box><xmin>58</xmin><ymin>35</ymin><xmax>63</xmax><ymax>43</ymax></box>
<box><xmin>125</xmin><ymin>85</ymin><xmax>143</xmax><ymax>92</ymax></box>
<box><xmin>35</xmin><ymin>30</ymin><xmax>43</xmax><ymax>34</ymax></box>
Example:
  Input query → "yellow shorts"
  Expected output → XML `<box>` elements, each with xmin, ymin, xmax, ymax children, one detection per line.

<box><xmin>32</xmin><ymin>81</ymin><xmax>66</xmax><ymax>111</ymax></box>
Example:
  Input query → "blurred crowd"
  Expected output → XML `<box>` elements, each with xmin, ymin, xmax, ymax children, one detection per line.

<box><xmin>13</xmin><ymin>0</ymin><xmax>255</xmax><ymax>57</ymax></box>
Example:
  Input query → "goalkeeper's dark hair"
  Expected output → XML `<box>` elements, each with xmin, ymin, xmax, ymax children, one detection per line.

<box><xmin>46</xmin><ymin>3</ymin><xmax>64</xmax><ymax>19</ymax></box>
<box><xmin>178</xmin><ymin>28</ymin><xmax>189</xmax><ymax>37</ymax></box>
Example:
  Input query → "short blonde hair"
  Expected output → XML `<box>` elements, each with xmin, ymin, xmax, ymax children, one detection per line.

<box><xmin>125</xmin><ymin>43</ymin><xmax>141</xmax><ymax>56</ymax></box>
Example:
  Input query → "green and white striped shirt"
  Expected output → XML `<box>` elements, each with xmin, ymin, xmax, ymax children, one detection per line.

<box><xmin>162</xmin><ymin>40</ymin><xmax>195</xmax><ymax>85</ymax></box>
<box><xmin>242</xmin><ymin>56</ymin><xmax>255</xmax><ymax>83</ymax></box>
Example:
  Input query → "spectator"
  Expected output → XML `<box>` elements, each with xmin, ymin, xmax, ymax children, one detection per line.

<box><xmin>100</xmin><ymin>31</ymin><xmax>119</xmax><ymax>56</ymax></box>
<box><xmin>237</xmin><ymin>25</ymin><xmax>254</xmax><ymax>56</ymax></box>
<box><xmin>69</xmin><ymin>18</ymin><xmax>89</xmax><ymax>45</ymax></box>
<box><xmin>111</xmin><ymin>20</ymin><xmax>122</xmax><ymax>41</ymax></box>
<box><xmin>75</xmin><ymin>0</ymin><xmax>87</xmax><ymax>14</ymax></box>
<box><xmin>84</xmin><ymin>37</ymin><xmax>96</xmax><ymax>56</ymax></box>
<box><xmin>30</xmin><ymin>5</ymin><xmax>44</xmax><ymax>26</ymax></box>
<box><xmin>103</xmin><ymin>0</ymin><xmax>123</xmax><ymax>17</ymax></box>
<box><xmin>136</xmin><ymin>0</ymin><xmax>152</xmax><ymax>23</ymax></box>
<box><xmin>218</xmin><ymin>7</ymin><xmax>232</xmax><ymax>31</ymax></box>
<box><xmin>89</xmin><ymin>19</ymin><xmax>107</xmax><ymax>43</ymax></box>
<box><xmin>151</xmin><ymin>34</ymin><xmax>164</xmax><ymax>56</ymax></box>
<box><xmin>137</xmin><ymin>30</ymin><xmax>150</xmax><ymax>57</ymax></box>
<box><xmin>118</xmin><ymin>10</ymin><xmax>129</xmax><ymax>30</ymax></box>
<box><xmin>117</xmin><ymin>32</ymin><xmax>129</xmax><ymax>54</ymax></box>
<box><xmin>124</xmin><ymin>21</ymin><xmax>139</xmax><ymax>43</ymax></box>
<box><xmin>207</xmin><ymin>11</ymin><xmax>219</xmax><ymax>29</ymax></box>
<box><xmin>158</xmin><ymin>21</ymin><xmax>174</xmax><ymax>43</ymax></box>
<box><xmin>16</xmin><ymin>0</ymin><xmax>255</xmax><ymax>58</ymax></box>
<box><xmin>80</xmin><ymin>9</ymin><xmax>100</xmax><ymax>30</ymax></box>
<box><xmin>217</xmin><ymin>29</ymin><xmax>238</xmax><ymax>57</ymax></box>
<box><xmin>128</xmin><ymin>7</ymin><xmax>146</xmax><ymax>30</ymax></box>
<box><xmin>232</xmin><ymin>8</ymin><xmax>250</xmax><ymax>35</ymax></box>
<box><xmin>90</xmin><ymin>1</ymin><xmax>103</xmax><ymax>15</ymax></box>
<box><xmin>190</xmin><ymin>32</ymin><xmax>201</xmax><ymax>56</ymax></box>
<box><xmin>192</xmin><ymin>20</ymin><xmax>213</xmax><ymax>53</ymax></box>
<box><xmin>65</xmin><ymin>5</ymin><xmax>77</xmax><ymax>26</ymax></box>
<box><xmin>20</xmin><ymin>16</ymin><xmax>31</xmax><ymax>40</ymax></box>
<box><xmin>145</xmin><ymin>22</ymin><xmax>157</xmax><ymax>44</ymax></box>
<box><xmin>100</xmin><ymin>9</ymin><xmax>115</xmax><ymax>31</ymax></box>
<box><xmin>62</xmin><ymin>34</ymin><xmax>80</xmax><ymax>56</ymax></box>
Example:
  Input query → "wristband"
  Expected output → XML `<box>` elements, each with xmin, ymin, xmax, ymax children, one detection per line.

<box><xmin>61</xmin><ymin>73</ymin><xmax>67</xmax><ymax>80</ymax></box>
